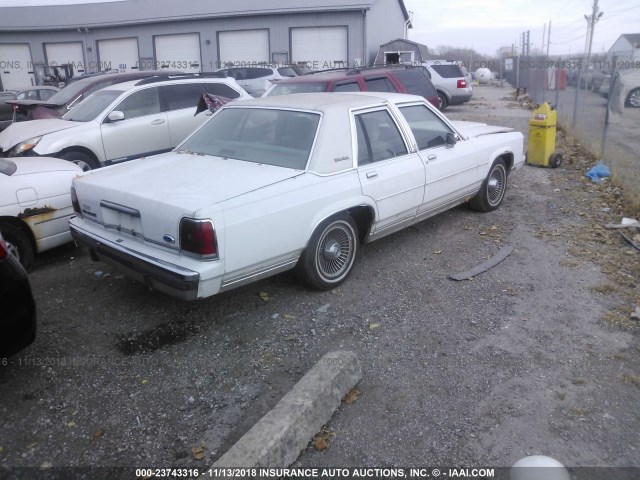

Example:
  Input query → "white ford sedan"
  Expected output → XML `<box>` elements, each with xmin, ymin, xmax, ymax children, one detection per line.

<box><xmin>69</xmin><ymin>92</ymin><xmax>524</xmax><ymax>300</ymax></box>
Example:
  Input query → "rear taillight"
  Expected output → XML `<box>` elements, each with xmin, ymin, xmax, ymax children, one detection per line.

<box><xmin>70</xmin><ymin>186</ymin><xmax>81</xmax><ymax>215</ymax></box>
<box><xmin>180</xmin><ymin>218</ymin><xmax>218</xmax><ymax>258</ymax></box>
<box><xmin>0</xmin><ymin>238</ymin><xmax>7</xmax><ymax>259</ymax></box>
<box><xmin>457</xmin><ymin>79</ymin><xmax>467</xmax><ymax>88</ymax></box>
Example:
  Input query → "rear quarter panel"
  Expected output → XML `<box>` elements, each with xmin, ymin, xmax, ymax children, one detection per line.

<box><xmin>212</xmin><ymin>171</ymin><xmax>373</xmax><ymax>280</ymax></box>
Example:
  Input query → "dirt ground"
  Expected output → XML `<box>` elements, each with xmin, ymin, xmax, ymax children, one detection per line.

<box><xmin>0</xmin><ymin>84</ymin><xmax>638</xmax><ymax>477</ymax></box>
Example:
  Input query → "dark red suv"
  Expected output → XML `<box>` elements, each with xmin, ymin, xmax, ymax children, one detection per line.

<box><xmin>265</xmin><ymin>66</ymin><xmax>440</xmax><ymax>109</ymax></box>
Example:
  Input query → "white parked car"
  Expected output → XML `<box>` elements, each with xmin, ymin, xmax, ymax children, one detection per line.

<box><xmin>69</xmin><ymin>92</ymin><xmax>524</xmax><ymax>300</ymax></box>
<box><xmin>0</xmin><ymin>74</ymin><xmax>252</xmax><ymax>171</ymax></box>
<box><xmin>0</xmin><ymin>157</ymin><xmax>82</xmax><ymax>270</ymax></box>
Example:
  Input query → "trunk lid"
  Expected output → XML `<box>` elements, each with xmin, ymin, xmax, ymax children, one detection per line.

<box><xmin>74</xmin><ymin>151</ymin><xmax>304</xmax><ymax>246</ymax></box>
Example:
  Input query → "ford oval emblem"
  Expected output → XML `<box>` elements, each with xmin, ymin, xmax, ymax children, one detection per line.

<box><xmin>163</xmin><ymin>234</ymin><xmax>176</xmax><ymax>244</ymax></box>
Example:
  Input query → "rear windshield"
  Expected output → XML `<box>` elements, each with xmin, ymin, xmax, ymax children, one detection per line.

<box><xmin>277</xmin><ymin>67</ymin><xmax>297</xmax><ymax>77</ymax></box>
<box><xmin>225</xmin><ymin>68</ymin><xmax>274</xmax><ymax>80</ymax></box>
<box><xmin>46</xmin><ymin>78</ymin><xmax>98</xmax><ymax>104</ymax></box>
<box><xmin>393</xmin><ymin>69</ymin><xmax>438</xmax><ymax>98</ymax></box>
<box><xmin>430</xmin><ymin>64</ymin><xmax>464</xmax><ymax>78</ymax></box>
<box><xmin>179</xmin><ymin>107</ymin><xmax>320</xmax><ymax>170</ymax></box>
<box><xmin>63</xmin><ymin>90</ymin><xmax>122</xmax><ymax>122</ymax></box>
<box><xmin>267</xmin><ymin>82</ymin><xmax>327</xmax><ymax>96</ymax></box>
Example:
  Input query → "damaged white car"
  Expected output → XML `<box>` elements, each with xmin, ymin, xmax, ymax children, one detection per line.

<box><xmin>69</xmin><ymin>92</ymin><xmax>524</xmax><ymax>300</ymax></box>
<box><xmin>0</xmin><ymin>157</ymin><xmax>82</xmax><ymax>270</ymax></box>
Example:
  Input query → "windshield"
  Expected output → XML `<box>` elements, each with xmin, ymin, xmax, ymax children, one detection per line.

<box><xmin>266</xmin><ymin>82</ymin><xmax>327</xmax><ymax>96</ymax></box>
<box><xmin>62</xmin><ymin>90</ymin><xmax>122</xmax><ymax>122</ymax></box>
<box><xmin>179</xmin><ymin>107</ymin><xmax>320</xmax><ymax>170</ymax></box>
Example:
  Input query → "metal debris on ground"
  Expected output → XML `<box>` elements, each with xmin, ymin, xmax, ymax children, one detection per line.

<box><xmin>448</xmin><ymin>245</ymin><xmax>514</xmax><ymax>281</ymax></box>
<box><xmin>619</xmin><ymin>232</ymin><xmax>640</xmax><ymax>252</ymax></box>
<box><xmin>604</xmin><ymin>218</ymin><xmax>639</xmax><ymax>229</ymax></box>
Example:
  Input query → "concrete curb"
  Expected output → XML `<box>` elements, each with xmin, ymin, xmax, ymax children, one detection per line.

<box><xmin>209</xmin><ymin>350</ymin><xmax>361</xmax><ymax>469</ymax></box>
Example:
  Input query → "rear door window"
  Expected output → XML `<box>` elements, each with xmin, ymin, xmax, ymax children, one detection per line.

<box><xmin>161</xmin><ymin>83</ymin><xmax>205</xmax><ymax>111</ymax></box>
<box><xmin>333</xmin><ymin>82</ymin><xmax>360</xmax><ymax>92</ymax></box>
<box><xmin>364</xmin><ymin>77</ymin><xmax>397</xmax><ymax>93</ymax></box>
<box><xmin>355</xmin><ymin>109</ymin><xmax>408</xmax><ymax>164</ymax></box>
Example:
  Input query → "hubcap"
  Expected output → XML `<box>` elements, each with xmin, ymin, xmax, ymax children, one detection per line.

<box><xmin>5</xmin><ymin>240</ymin><xmax>20</xmax><ymax>261</ymax></box>
<box><xmin>488</xmin><ymin>167</ymin><xmax>505</xmax><ymax>205</ymax></box>
<box><xmin>73</xmin><ymin>160</ymin><xmax>92</xmax><ymax>172</ymax></box>
<box><xmin>316</xmin><ymin>222</ymin><xmax>355</xmax><ymax>281</ymax></box>
<box><xmin>323</xmin><ymin>240</ymin><xmax>342</xmax><ymax>262</ymax></box>
<box><xmin>629</xmin><ymin>90</ymin><xmax>640</xmax><ymax>107</ymax></box>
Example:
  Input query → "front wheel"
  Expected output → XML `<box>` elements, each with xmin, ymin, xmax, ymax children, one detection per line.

<box><xmin>469</xmin><ymin>159</ymin><xmax>508</xmax><ymax>212</ymax></box>
<box><xmin>296</xmin><ymin>214</ymin><xmax>358</xmax><ymax>290</ymax></box>
<box><xmin>58</xmin><ymin>150</ymin><xmax>99</xmax><ymax>171</ymax></box>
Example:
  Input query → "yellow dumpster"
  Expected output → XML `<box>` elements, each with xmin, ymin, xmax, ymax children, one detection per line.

<box><xmin>527</xmin><ymin>102</ymin><xmax>562</xmax><ymax>168</ymax></box>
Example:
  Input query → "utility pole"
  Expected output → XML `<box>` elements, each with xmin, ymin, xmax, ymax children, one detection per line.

<box><xmin>546</xmin><ymin>20</ymin><xmax>551</xmax><ymax>57</ymax></box>
<box><xmin>573</xmin><ymin>0</ymin><xmax>603</xmax><ymax>128</ymax></box>
<box><xmin>526</xmin><ymin>30</ymin><xmax>530</xmax><ymax>57</ymax></box>
<box><xmin>542</xmin><ymin>23</ymin><xmax>546</xmax><ymax>53</ymax></box>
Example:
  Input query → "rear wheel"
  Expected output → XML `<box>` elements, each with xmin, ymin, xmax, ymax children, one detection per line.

<box><xmin>296</xmin><ymin>214</ymin><xmax>358</xmax><ymax>290</ymax></box>
<box><xmin>0</xmin><ymin>221</ymin><xmax>34</xmax><ymax>271</ymax></box>
<box><xmin>59</xmin><ymin>150</ymin><xmax>99</xmax><ymax>171</ymax></box>
<box><xmin>437</xmin><ymin>92</ymin><xmax>448</xmax><ymax>111</ymax></box>
<box><xmin>469</xmin><ymin>159</ymin><xmax>508</xmax><ymax>212</ymax></box>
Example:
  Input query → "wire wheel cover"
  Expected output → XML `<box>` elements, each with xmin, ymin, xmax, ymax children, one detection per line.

<box><xmin>316</xmin><ymin>222</ymin><xmax>355</xmax><ymax>281</ymax></box>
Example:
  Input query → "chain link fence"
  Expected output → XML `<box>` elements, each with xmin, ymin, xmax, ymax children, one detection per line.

<box><xmin>502</xmin><ymin>56</ymin><xmax>640</xmax><ymax>210</ymax></box>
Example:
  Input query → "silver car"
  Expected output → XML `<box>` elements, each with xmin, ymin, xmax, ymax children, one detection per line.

<box><xmin>423</xmin><ymin>60</ymin><xmax>473</xmax><ymax>111</ymax></box>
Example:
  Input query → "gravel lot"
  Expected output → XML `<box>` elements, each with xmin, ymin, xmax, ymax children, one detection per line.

<box><xmin>1</xmin><ymin>84</ymin><xmax>638</xmax><ymax>475</ymax></box>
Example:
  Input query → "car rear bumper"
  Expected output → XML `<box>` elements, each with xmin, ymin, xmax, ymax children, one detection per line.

<box><xmin>70</xmin><ymin>223</ymin><xmax>200</xmax><ymax>301</ymax></box>
<box><xmin>450</xmin><ymin>93</ymin><xmax>473</xmax><ymax>105</ymax></box>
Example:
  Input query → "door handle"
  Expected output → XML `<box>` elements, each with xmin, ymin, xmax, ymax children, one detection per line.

<box><xmin>366</xmin><ymin>171</ymin><xmax>378</xmax><ymax>178</ymax></box>
<box><xmin>428</xmin><ymin>154</ymin><xmax>437</xmax><ymax>160</ymax></box>
<box><xmin>151</xmin><ymin>119</ymin><xmax>166</xmax><ymax>125</ymax></box>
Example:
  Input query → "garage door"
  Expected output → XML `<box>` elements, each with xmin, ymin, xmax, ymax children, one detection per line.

<box><xmin>155</xmin><ymin>33</ymin><xmax>201</xmax><ymax>73</ymax></box>
<box><xmin>0</xmin><ymin>44</ymin><xmax>34</xmax><ymax>90</ymax></box>
<box><xmin>218</xmin><ymin>30</ymin><xmax>269</xmax><ymax>67</ymax></box>
<box><xmin>98</xmin><ymin>38</ymin><xmax>139</xmax><ymax>72</ymax></box>
<box><xmin>45</xmin><ymin>42</ymin><xmax>84</xmax><ymax>76</ymax></box>
<box><xmin>291</xmin><ymin>27</ymin><xmax>348</xmax><ymax>68</ymax></box>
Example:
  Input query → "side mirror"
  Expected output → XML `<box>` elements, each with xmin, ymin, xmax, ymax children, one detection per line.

<box><xmin>107</xmin><ymin>111</ymin><xmax>125</xmax><ymax>123</ymax></box>
<box><xmin>445</xmin><ymin>132</ymin><xmax>457</xmax><ymax>148</ymax></box>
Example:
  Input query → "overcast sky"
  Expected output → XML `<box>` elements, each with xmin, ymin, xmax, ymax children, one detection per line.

<box><xmin>0</xmin><ymin>0</ymin><xmax>638</xmax><ymax>58</ymax></box>
<box><xmin>404</xmin><ymin>0</ymin><xmax>640</xmax><ymax>57</ymax></box>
